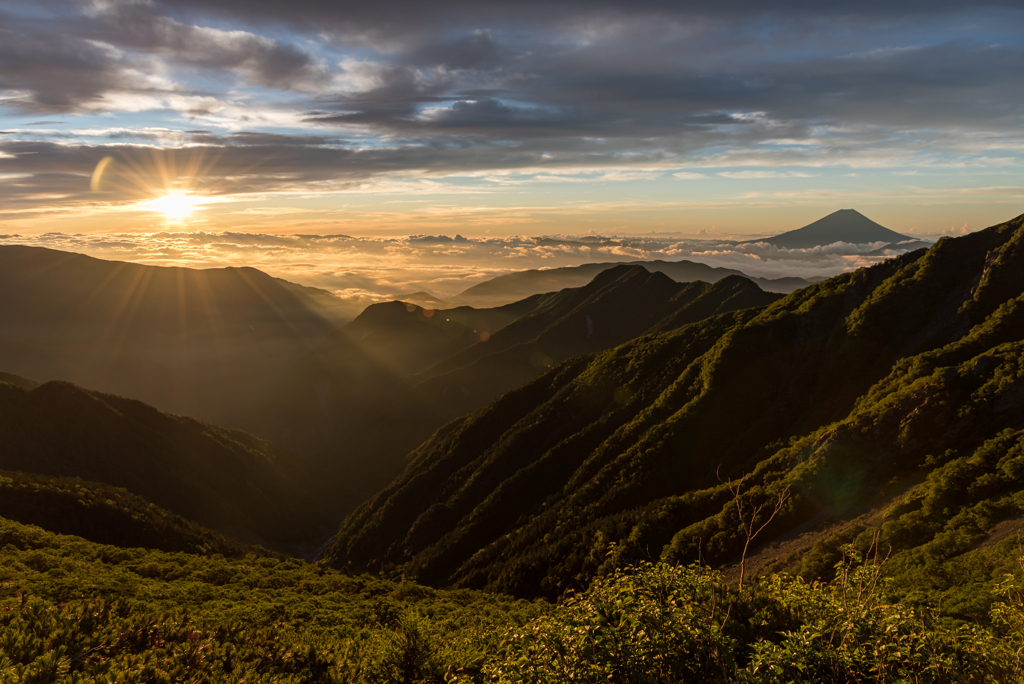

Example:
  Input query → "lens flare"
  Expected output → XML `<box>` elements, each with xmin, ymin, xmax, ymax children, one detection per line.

<box><xmin>90</xmin><ymin>156</ymin><xmax>115</xmax><ymax>192</ymax></box>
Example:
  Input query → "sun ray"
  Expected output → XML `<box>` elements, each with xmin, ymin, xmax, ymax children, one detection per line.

<box><xmin>146</xmin><ymin>193</ymin><xmax>201</xmax><ymax>221</ymax></box>
<box><xmin>88</xmin><ymin>147</ymin><xmax>228</xmax><ymax>226</ymax></box>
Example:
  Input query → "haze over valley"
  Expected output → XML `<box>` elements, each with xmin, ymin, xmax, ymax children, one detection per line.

<box><xmin>0</xmin><ymin>210</ymin><xmax>932</xmax><ymax>307</ymax></box>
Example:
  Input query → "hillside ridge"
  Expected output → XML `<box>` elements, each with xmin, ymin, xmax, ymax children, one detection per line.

<box><xmin>323</xmin><ymin>213</ymin><xmax>1024</xmax><ymax>603</ymax></box>
<box><xmin>0</xmin><ymin>379</ymin><xmax>341</xmax><ymax>555</ymax></box>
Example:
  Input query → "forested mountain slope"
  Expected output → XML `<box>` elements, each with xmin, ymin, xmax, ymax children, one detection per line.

<box><xmin>262</xmin><ymin>267</ymin><xmax>778</xmax><ymax>497</ymax></box>
<box><xmin>0</xmin><ymin>379</ymin><xmax>341</xmax><ymax>555</ymax></box>
<box><xmin>415</xmin><ymin>267</ymin><xmax>782</xmax><ymax>423</ymax></box>
<box><xmin>252</xmin><ymin>296</ymin><xmax>543</xmax><ymax>496</ymax></box>
<box><xmin>324</xmin><ymin>213</ymin><xmax>1024</xmax><ymax>602</ymax></box>
<box><xmin>453</xmin><ymin>259</ymin><xmax>809</xmax><ymax>307</ymax></box>
<box><xmin>0</xmin><ymin>469</ymin><xmax>270</xmax><ymax>557</ymax></box>
<box><xmin>0</xmin><ymin>245</ymin><xmax>355</xmax><ymax>428</ymax></box>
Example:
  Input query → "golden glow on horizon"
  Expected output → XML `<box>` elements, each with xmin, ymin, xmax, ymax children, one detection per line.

<box><xmin>5</xmin><ymin>149</ymin><xmax>1002</xmax><ymax>237</ymax></box>
<box><xmin>144</xmin><ymin>193</ymin><xmax>202</xmax><ymax>222</ymax></box>
<box><xmin>84</xmin><ymin>148</ymin><xmax>221</xmax><ymax>226</ymax></box>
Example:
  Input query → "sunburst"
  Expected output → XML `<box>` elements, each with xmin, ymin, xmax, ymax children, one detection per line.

<box><xmin>91</xmin><ymin>148</ymin><xmax>221</xmax><ymax>225</ymax></box>
<box><xmin>146</xmin><ymin>192</ymin><xmax>201</xmax><ymax>221</ymax></box>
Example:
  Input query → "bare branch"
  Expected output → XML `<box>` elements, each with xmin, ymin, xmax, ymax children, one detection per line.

<box><xmin>719</xmin><ymin>467</ymin><xmax>791</xmax><ymax>593</ymax></box>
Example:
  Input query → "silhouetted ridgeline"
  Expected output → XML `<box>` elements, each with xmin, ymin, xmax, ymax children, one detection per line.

<box><xmin>415</xmin><ymin>267</ymin><xmax>782</xmax><ymax>423</ymax></box>
<box><xmin>0</xmin><ymin>469</ymin><xmax>272</xmax><ymax>557</ymax></box>
<box><xmin>0</xmin><ymin>245</ymin><xmax>356</xmax><ymax>428</ymax></box>
<box><xmin>0</xmin><ymin>244</ymin><xmax>786</xmax><ymax>518</ymax></box>
<box><xmin>738</xmin><ymin>208</ymin><xmax>913</xmax><ymax>248</ymax></box>
<box><xmin>0</xmin><ymin>379</ymin><xmax>342</xmax><ymax>555</ymax></box>
<box><xmin>452</xmin><ymin>259</ymin><xmax>810</xmax><ymax>307</ymax></box>
<box><xmin>324</xmin><ymin>213</ymin><xmax>1024</xmax><ymax>615</ymax></box>
<box><xmin>252</xmin><ymin>295</ymin><xmax>543</xmax><ymax>497</ymax></box>
<box><xmin>259</xmin><ymin>267</ymin><xmax>780</xmax><ymax>498</ymax></box>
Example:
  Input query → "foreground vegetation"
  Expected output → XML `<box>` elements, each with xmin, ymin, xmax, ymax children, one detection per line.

<box><xmin>0</xmin><ymin>516</ymin><xmax>541</xmax><ymax>683</ymax></box>
<box><xmin>4</xmin><ymin>515</ymin><xmax>1024</xmax><ymax>682</ymax></box>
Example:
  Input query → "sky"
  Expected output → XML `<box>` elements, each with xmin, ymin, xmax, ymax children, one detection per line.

<box><xmin>1</xmin><ymin>0</ymin><xmax>1022</xmax><ymax>298</ymax></box>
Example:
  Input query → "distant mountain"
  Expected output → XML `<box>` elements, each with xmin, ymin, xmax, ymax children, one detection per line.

<box><xmin>451</xmin><ymin>260</ymin><xmax>810</xmax><ymax>308</ymax></box>
<box><xmin>323</xmin><ymin>212</ymin><xmax>1024</xmax><ymax>602</ymax></box>
<box><xmin>253</xmin><ymin>295</ymin><xmax>543</xmax><ymax>496</ymax></box>
<box><xmin>414</xmin><ymin>267</ymin><xmax>782</xmax><ymax>422</ymax></box>
<box><xmin>0</xmin><ymin>379</ymin><xmax>342</xmax><ymax>555</ymax></box>
<box><xmin>0</xmin><ymin>371</ymin><xmax>37</xmax><ymax>390</ymax></box>
<box><xmin>343</xmin><ymin>297</ymin><xmax>540</xmax><ymax>377</ymax></box>
<box><xmin>258</xmin><ymin>267</ymin><xmax>778</xmax><ymax>498</ymax></box>
<box><xmin>397</xmin><ymin>291</ymin><xmax>450</xmax><ymax>307</ymax></box>
<box><xmin>0</xmin><ymin>245</ymin><xmax>358</xmax><ymax>428</ymax></box>
<box><xmin>742</xmin><ymin>209</ymin><xmax>912</xmax><ymax>248</ymax></box>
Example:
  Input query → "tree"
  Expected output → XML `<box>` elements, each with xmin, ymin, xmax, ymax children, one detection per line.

<box><xmin>719</xmin><ymin>468</ymin><xmax>791</xmax><ymax>592</ymax></box>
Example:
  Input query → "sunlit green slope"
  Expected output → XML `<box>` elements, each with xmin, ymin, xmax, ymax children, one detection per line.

<box><xmin>261</xmin><ymin>265</ymin><xmax>778</xmax><ymax>498</ymax></box>
<box><xmin>324</xmin><ymin>213</ymin><xmax>1024</xmax><ymax>606</ymax></box>
<box><xmin>0</xmin><ymin>515</ymin><xmax>541</xmax><ymax>683</ymax></box>
<box><xmin>6</xmin><ymin>514</ymin><xmax>1024</xmax><ymax>682</ymax></box>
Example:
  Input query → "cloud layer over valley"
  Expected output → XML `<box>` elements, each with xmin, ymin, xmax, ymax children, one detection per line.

<box><xmin>0</xmin><ymin>229</ymin><xmax>932</xmax><ymax>303</ymax></box>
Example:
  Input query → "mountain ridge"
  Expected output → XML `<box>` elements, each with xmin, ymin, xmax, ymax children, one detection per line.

<box><xmin>412</xmin><ymin>267</ymin><xmax>782</xmax><ymax>423</ymax></box>
<box><xmin>322</xmin><ymin>213</ymin><xmax>1024</xmax><ymax>602</ymax></box>
<box><xmin>0</xmin><ymin>245</ymin><xmax>358</xmax><ymax>428</ymax></box>
<box><xmin>0</xmin><ymin>468</ymin><xmax>275</xmax><ymax>557</ymax></box>
<box><xmin>0</xmin><ymin>378</ymin><xmax>342</xmax><ymax>555</ymax></box>
<box><xmin>259</xmin><ymin>266</ymin><xmax>780</xmax><ymax>500</ymax></box>
<box><xmin>452</xmin><ymin>259</ymin><xmax>812</xmax><ymax>308</ymax></box>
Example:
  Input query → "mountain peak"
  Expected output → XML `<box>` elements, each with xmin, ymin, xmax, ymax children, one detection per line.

<box><xmin>746</xmin><ymin>209</ymin><xmax>911</xmax><ymax>249</ymax></box>
<box><xmin>588</xmin><ymin>263</ymin><xmax>651</xmax><ymax>287</ymax></box>
<box><xmin>398</xmin><ymin>291</ymin><xmax>445</xmax><ymax>304</ymax></box>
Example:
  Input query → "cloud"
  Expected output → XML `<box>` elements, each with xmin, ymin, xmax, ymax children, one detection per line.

<box><xmin>81</xmin><ymin>2</ymin><xmax>331</xmax><ymax>91</ymax></box>
<box><xmin>11</xmin><ymin>0</ymin><xmax>1019</xmax><ymax>140</ymax></box>
<box><xmin>411</xmin><ymin>30</ymin><xmax>503</xmax><ymax>70</ymax></box>
<box><xmin>0</xmin><ymin>0</ymin><xmax>1021</xmax><ymax>227</ymax></box>
<box><xmin>942</xmin><ymin>223</ymin><xmax>974</xmax><ymax>235</ymax></box>
<box><xmin>0</xmin><ymin>24</ymin><xmax>160</xmax><ymax>112</ymax></box>
<box><xmin>0</xmin><ymin>228</ymin><xmax>930</xmax><ymax>301</ymax></box>
<box><xmin>0</xmin><ymin>0</ymin><xmax>328</xmax><ymax>113</ymax></box>
<box><xmin>151</xmin><ymin>0</ymin><xmax>1024</xmax><ymax>36</ymax></box>
<box><xmin>718</xmin><ymin>171</ymin><xmax>816</xmax><ymax>179</ymax></box>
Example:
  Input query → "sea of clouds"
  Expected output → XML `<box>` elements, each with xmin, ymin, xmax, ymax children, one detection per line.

<box><xmin>0</xmin><ymin>231</ymin><xmax>931</xmax><ymax>303</ymax></box>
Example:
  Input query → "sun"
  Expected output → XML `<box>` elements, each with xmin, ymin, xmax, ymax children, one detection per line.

<box><xmin>146</xmin><ymin>193</ymin><xmax>200</xmax><ymax>221</ymax></box>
